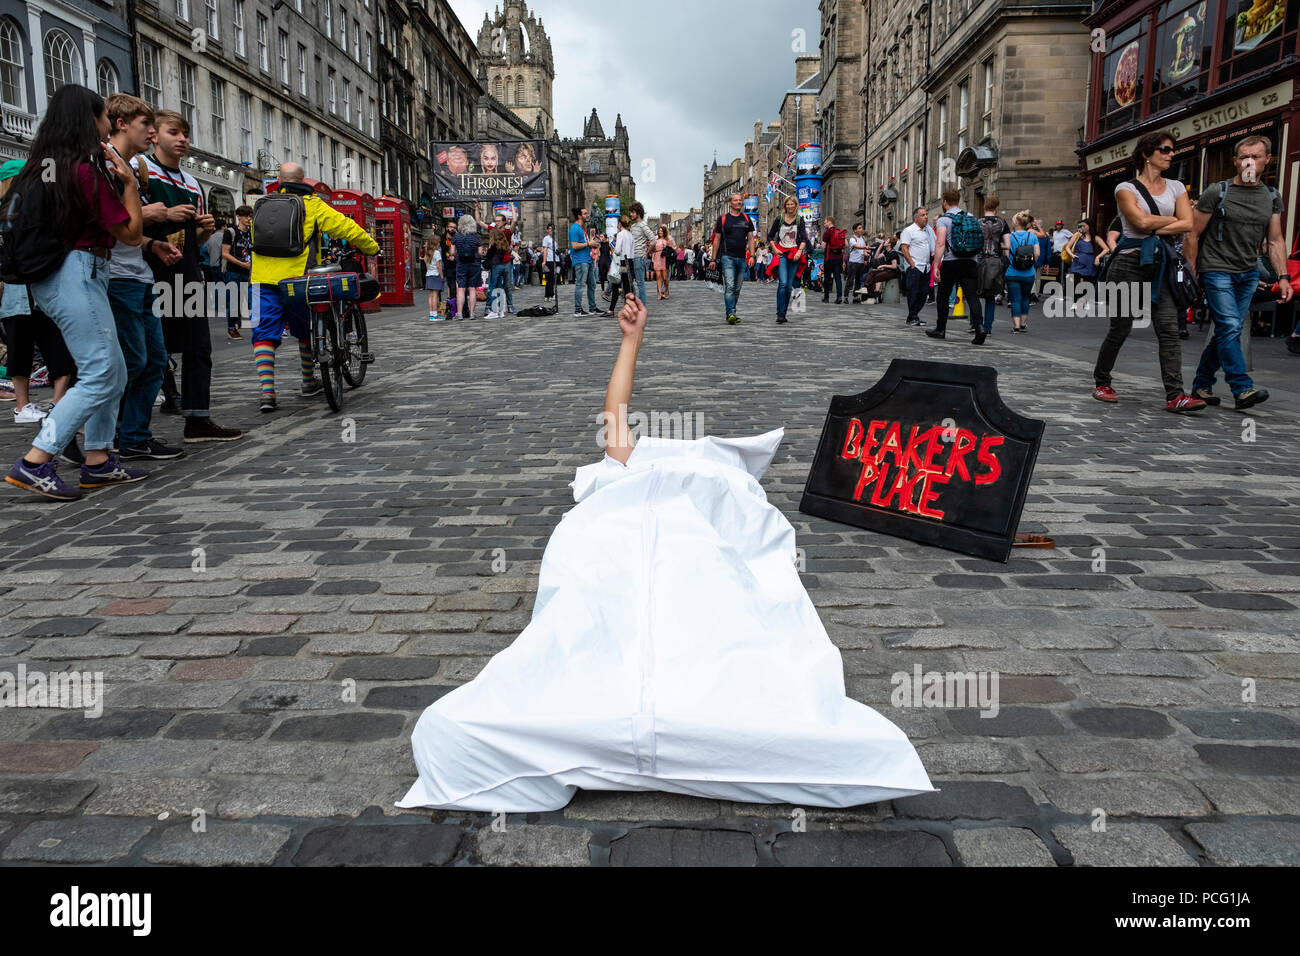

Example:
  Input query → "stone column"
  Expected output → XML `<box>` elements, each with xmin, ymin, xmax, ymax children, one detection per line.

<box><xmin>25</xmin><ymin>2</ymin><xmax>45</xmax><ymax>116</ymax></box>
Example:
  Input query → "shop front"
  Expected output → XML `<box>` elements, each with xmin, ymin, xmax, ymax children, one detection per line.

<box><xmin>1081</xmin><ymin>0</ymin><xmax>1297</xmax><ymax>241</ymax></box>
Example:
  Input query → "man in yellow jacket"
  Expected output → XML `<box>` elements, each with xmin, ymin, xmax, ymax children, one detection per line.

<box><xmin>250</xmin><ymin>163</ymin><xmax>380</xmax><ymax>413</ymax></box>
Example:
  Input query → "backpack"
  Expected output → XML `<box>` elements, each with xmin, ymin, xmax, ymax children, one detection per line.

<box><xmin>977</xmin><ymin>251</ymin><xmax>1004</xmax><ymax>297</ymax></box>
<box><xmin>251</xmin><ymin>192</ymin><xmax>307</xmax><ymax>257</ymax></box>
<box><xmin>1010</xmin><ymin>232</ymin><xmax>1036</xmax><ymax>271</ymax></box>
<box><xmin>0</xmin><ymin>174</ymin><xmax>73</xmax><ymax>284</ymax></box>
<box><xmin>946</xmin><ymin>210</ymin><xmax>983</xmax><ymax>257</ymax></box>
<box><xmin>979</xmin><ymin>216</ymin><xmax>1004</xmax><ymax>257</ymax></box>
<box><xmin>662</xmin><ymin>243</ymin><xmax>676</xmax><ymax>264</ymax></box>
<box><xmin>827</xmin><ymin>227</ymin><xmax>846</xmax><ymax>252</ymax></box>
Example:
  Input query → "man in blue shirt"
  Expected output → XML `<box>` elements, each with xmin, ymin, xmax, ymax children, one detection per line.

<box><xmin>569</xmin><ymin>206</ymin><xmax>598</xmax><ymax>315</ymax></box>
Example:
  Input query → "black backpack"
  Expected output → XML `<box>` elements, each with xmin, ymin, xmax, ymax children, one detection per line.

<box><xmin>979</xmin><ymin>216</ymin><xmax>1005</xmax><ymax>257</ymax></box>
<box><xmin>251</xmin><ymin>192</ymin><xmax>307</xmax><ymax>257</ymax></box>
<box><xmin>662</xmin><ymin>243</ymin><xmax>676</xmax><ymax>264</ymax></box>
<box><xmin>1010</xmin><ymin>232</ymin><xmax>1037</xmax><ymax>271</ymax></box>
<box><xmin>0</xmin><ymin>175</ymin><xmax>73</xmax><ymax>284</ymax></box>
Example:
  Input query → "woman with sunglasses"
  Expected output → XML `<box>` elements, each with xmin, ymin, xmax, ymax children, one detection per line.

<box><xmin>1091</xmin><ymin>130</ymin><xmax>1204</xmax><ymax>413</ymax></box>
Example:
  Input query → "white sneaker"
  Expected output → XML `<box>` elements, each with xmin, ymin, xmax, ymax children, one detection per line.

<box><xmin>13</xmin><ymin>403</ymin><xmax>47</xmax><ymax>424</ymax></box>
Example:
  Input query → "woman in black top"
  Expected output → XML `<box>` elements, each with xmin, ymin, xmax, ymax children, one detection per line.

<box><xmin>598</xmin><ymin>234</ymin><xmax>612</xmax><ymax>291</ymax></box>
<box><xmin>766</xmin><ymin>196</ymin><xmax>810</xmax><ymax>323</ymax></box>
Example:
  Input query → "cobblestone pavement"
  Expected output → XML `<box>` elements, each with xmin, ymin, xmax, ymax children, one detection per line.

<box><xmin>1</xmin><ymin>279</ymin><xmax>1298</xmax><ymax>866</ymax></box>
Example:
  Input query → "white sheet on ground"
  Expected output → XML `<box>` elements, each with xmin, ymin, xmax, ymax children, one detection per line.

<box><xmin>398</xmin><ymin>427</ymin><xmax>935</xmax><ymax>812</ymax></box>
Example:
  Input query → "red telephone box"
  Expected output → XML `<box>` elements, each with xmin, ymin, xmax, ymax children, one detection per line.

<box><xmin>330</xmin><ymin>189</ymin><xmax>380</xmax><ymax>313</ymax></box>
<box><xmin>374</xmin><ymin>196</ymin><xmax>413</xmax><ymax>306</ymax></box>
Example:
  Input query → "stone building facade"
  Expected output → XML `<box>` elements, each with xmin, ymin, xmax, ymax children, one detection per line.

<box><xmin>130</xmin><ymin>0</ymin><xmax>383</xmax><ymax>220</ymax></box>
<box><xmin>380</xmin><ymin>0</ymin><xmax>480</xmax><ymax>223</ymax></box>
<box><xmin>817</xmin><ymin>0</ymin><xmax>864</xmax><ymax>225</ymax></box>
<box><xmin>0</xmin><ymin>0</ymin><xmax>134</xmax><ymax>161</ymax></box>
<box><xmin>473</xmin><ymin>0</ymin><xmax>634</xmax><ymax>245</ymax></box>
<box><xmin>862</xmin><ymin>0</ymin><xmax>1091</xmax><ymax>232</ymax></box>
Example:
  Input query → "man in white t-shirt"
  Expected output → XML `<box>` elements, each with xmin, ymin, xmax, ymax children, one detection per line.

<box><xmin>542</xmin><ymin>224</ymin><xmax>556</xmax><ymax>299</ymax></box>
<box><xmin>846</xmin><ymin>223</ymin><xmax>869</xmax><ymax>298</ymax></box>
<box><xmin>898</xmin><ymin>207</ymin><xmax>936</xmax><ymax>326</ymax></box>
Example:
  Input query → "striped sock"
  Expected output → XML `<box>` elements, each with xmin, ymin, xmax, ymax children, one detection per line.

<box><xmin>299</xmin><ymin>341</ymin><xmax>315</xmax><ymax>386</ymax></box>
<box><xmin>253</xmin><ymin>341</ymin><xmax>276</xmax><ymax>395</ymax></box>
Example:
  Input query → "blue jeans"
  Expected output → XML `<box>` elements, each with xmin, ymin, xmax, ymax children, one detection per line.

<box><xmin>1194</xmin><ymin>269</ymin><xmax>1257</xmax><ymax>396</ymax></box>
<box><xmin>489</xmin><ymin>264</ymin><xmax>515</xmax><ymax>312</ymax></box>
<box><xmin>573</xmin><ymin>260</ymin><xmax>597</xmax><ymax>311</ymax></box>
<box><xmin>30</xmin><ymin>251</ymin><xmax>125</xmax><ymax>455</ymax></box>
<box><xmin>776</xmin><ymin>254</ymin><xmax>796</xmax><ymax>315</ymax></box>
<box><xmin>1005</xmin><ymin>276</ymin><xmax>1034</xmax><ymax>318</ymax></box>
<box><xmin>107</xmin><ymin>278</ymin><xmax>165</xmax><ymax>449</ymax></box>
<box><xmin>720</xmin><ymin>255</ymin><xmax>746</xmax><ymax>318</ymax></box>
<box><xmin>633</xmin><ymin>256</ymin><xmax>648</xmax><ymax>303</ymax></box>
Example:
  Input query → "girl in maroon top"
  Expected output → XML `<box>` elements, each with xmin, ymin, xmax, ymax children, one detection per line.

<box><xmin>4</xmin><ymin>85</ymin><xmax>145</xmax><ymax>501</ymax></box>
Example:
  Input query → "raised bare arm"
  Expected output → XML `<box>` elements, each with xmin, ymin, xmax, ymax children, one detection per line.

<box><xmin>602</xmin><ymin>293</ymin><xmax>648</xmax><ymax>465</ymax></box>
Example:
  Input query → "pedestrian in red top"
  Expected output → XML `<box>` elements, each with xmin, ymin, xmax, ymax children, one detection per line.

<box><xmin>821</xmin><ymin>216</ymin><xmax>847</xmax><ymax>303</ymax></box>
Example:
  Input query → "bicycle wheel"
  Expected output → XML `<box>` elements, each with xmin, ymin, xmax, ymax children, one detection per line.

<box><xmin>318</xmin><ymin>311</ymin><xmax>345</xmax><ymax>413</ymax></box>
<box><xmin>341</xmin><ymin>305</ymin><xmax>368</xmax><ymax>388</ymax></box>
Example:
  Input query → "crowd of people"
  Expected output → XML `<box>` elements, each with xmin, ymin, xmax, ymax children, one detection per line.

<box><xmin>0</xmin><ymin>87</ymin><xmax>393</xmax><ymax>499</ymax></box>
<box><xmin>2</xmin><ymin>88</ymin><xmax>245</xmax><ymax>502</ymax></box>
<box><xmin>3</xmin><ymin>91</ymin><xmax>1292</xmax><ymax>506</ymax></box>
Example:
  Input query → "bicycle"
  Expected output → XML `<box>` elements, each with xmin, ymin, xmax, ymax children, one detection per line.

<box><xmin>302</xmin><ymin>251</ymin><xmax>378</xmax><ymax>413</ymax></box>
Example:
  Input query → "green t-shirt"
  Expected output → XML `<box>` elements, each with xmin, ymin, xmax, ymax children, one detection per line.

<box><xmin>1194</xmin><ymin>180</ymin><xmax>1282</xmax><ymax>274</ymax></box>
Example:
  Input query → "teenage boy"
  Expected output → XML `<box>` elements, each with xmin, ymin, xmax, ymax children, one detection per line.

<box><xmin>143</xmin><ymin>110</ymin><xmax>242</xmax><ymax>442</ymax></box>
<box><xmin>104</xmin><ymin>94</ymin><xmax>186</xmax><ymax>461</ymax></box>
<box><xmin>220</xmin><ymin>205</ymin><xmax>253</xmax><ymax>341</ymax></box>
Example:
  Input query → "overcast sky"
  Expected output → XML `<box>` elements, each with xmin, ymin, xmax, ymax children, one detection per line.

<box><xmin>447</xmin><ymin>0</ymin><xmax>821</xmax><ymax>213</ymax></box>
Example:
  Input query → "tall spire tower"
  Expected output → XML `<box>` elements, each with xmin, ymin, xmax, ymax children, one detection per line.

<box><xmin>476</xmin><ymin>1</ymin><xmax>555</xmax><ymax>137</ymax></box>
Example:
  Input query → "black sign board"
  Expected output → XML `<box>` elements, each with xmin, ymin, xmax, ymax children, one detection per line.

<box><xmin>799</xmin><ymin>359</ymin><xmax>1044</xmax><ymax>562</ymax></box>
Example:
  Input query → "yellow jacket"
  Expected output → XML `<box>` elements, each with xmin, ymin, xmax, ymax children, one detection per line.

<box><xmin>250</xmin><ymin>189</ymin><xmax>380</xmax><ymax>285</ymax></box>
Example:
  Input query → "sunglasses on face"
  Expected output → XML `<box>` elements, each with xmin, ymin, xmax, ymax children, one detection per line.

<box><xmin>1155</xmin><ymin>145</ymin><xmax>1175</xmax><ymax>154</ymax></box>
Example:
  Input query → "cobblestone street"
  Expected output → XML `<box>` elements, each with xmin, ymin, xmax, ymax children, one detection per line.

<box><xmin>2</xmin><ymin>280</ymin><xmax>1298</xmax><ymax>866</ymax></box>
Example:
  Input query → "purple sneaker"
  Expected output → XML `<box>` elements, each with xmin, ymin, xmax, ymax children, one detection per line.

<box><xmin>79</xmin><ymin>454</ymin><xmax>148</xmax><ymax>489</ymax></box>
<box><xmin>5</xmin><ymin>457</ymin><xmax>83</xmax><ymax>500</ymax></box>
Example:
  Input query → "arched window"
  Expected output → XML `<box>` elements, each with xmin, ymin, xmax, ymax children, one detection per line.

<box><xmin>96</xmin><ymin>59</ymin><xmax>118</xmax><ymax>97</ymax></box>
<box><xmin>504</xmin><ymin>75</ymin><xmax>513</xmax><ymax>105</ymax></box>
<box><xmin>515</xmin><ymin>75</ymin><xmax>523</xmax><ymax>104</ymax></box>
<box><xmin>43</xmin><ymin>29</ymin><xmax>80</xmax><ymax>99</ymax></box>
<box><xmin>492</xmin><ymin>75</ymin><xmax>501</xmax><ymax>99</ymax></box>
<box><xmin>0</xmin><ymin>18</ymin><xmax>24</xmax><ymax>110</ymax></box>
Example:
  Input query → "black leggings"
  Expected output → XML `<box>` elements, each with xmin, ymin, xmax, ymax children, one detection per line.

<box><xmin>3</xmin><ymin>310</ymin><xmax>76</xmax><ymax>380</ymax></box>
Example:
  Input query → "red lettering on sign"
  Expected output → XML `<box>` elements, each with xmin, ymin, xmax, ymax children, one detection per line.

<box><xmin>900</xmin><ymin>425</ymin><xmax>937</xmax><ymax>473</ymax></box>
<box><xmin>838</xmin><ymin>416</ymin><xmax>1009</xmax><ymax>522</ymax></box>
<box><xmin>944</xmin><ymin>429</ymin><xmax>977</xmax><ymax>481</ymax></box>
<box><xmin>869</xmin><ymin>462</ymin><xmax>894</xmax><ymax>507</ymax></box>
<box><xmin>976</xmin><ymin>435</ymin><xmax>1004</xmax><ymax>485</ymax></box>
<box><xmin>916</xmin><ymin>471</ymin><xmax>950</xmax><ymax>519</ymax></box>
<box><xmin>875</xmin><ymin>422</ymin><xmax>903</xmax><ymax>466</ymax></box>
<box><xmin>842</xmin><ymin>418</ymin><xmax>864</xmax><ymax>460</ymax></box>
<box><xmin>922</xmin><ymin>428</ymin><xmax>946</xmax><ymax>473</ymax></box>
<box><xmin>853</xmin><ymin>458</ymin><xmax>876</xmax><ymax>501</ymax></box>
